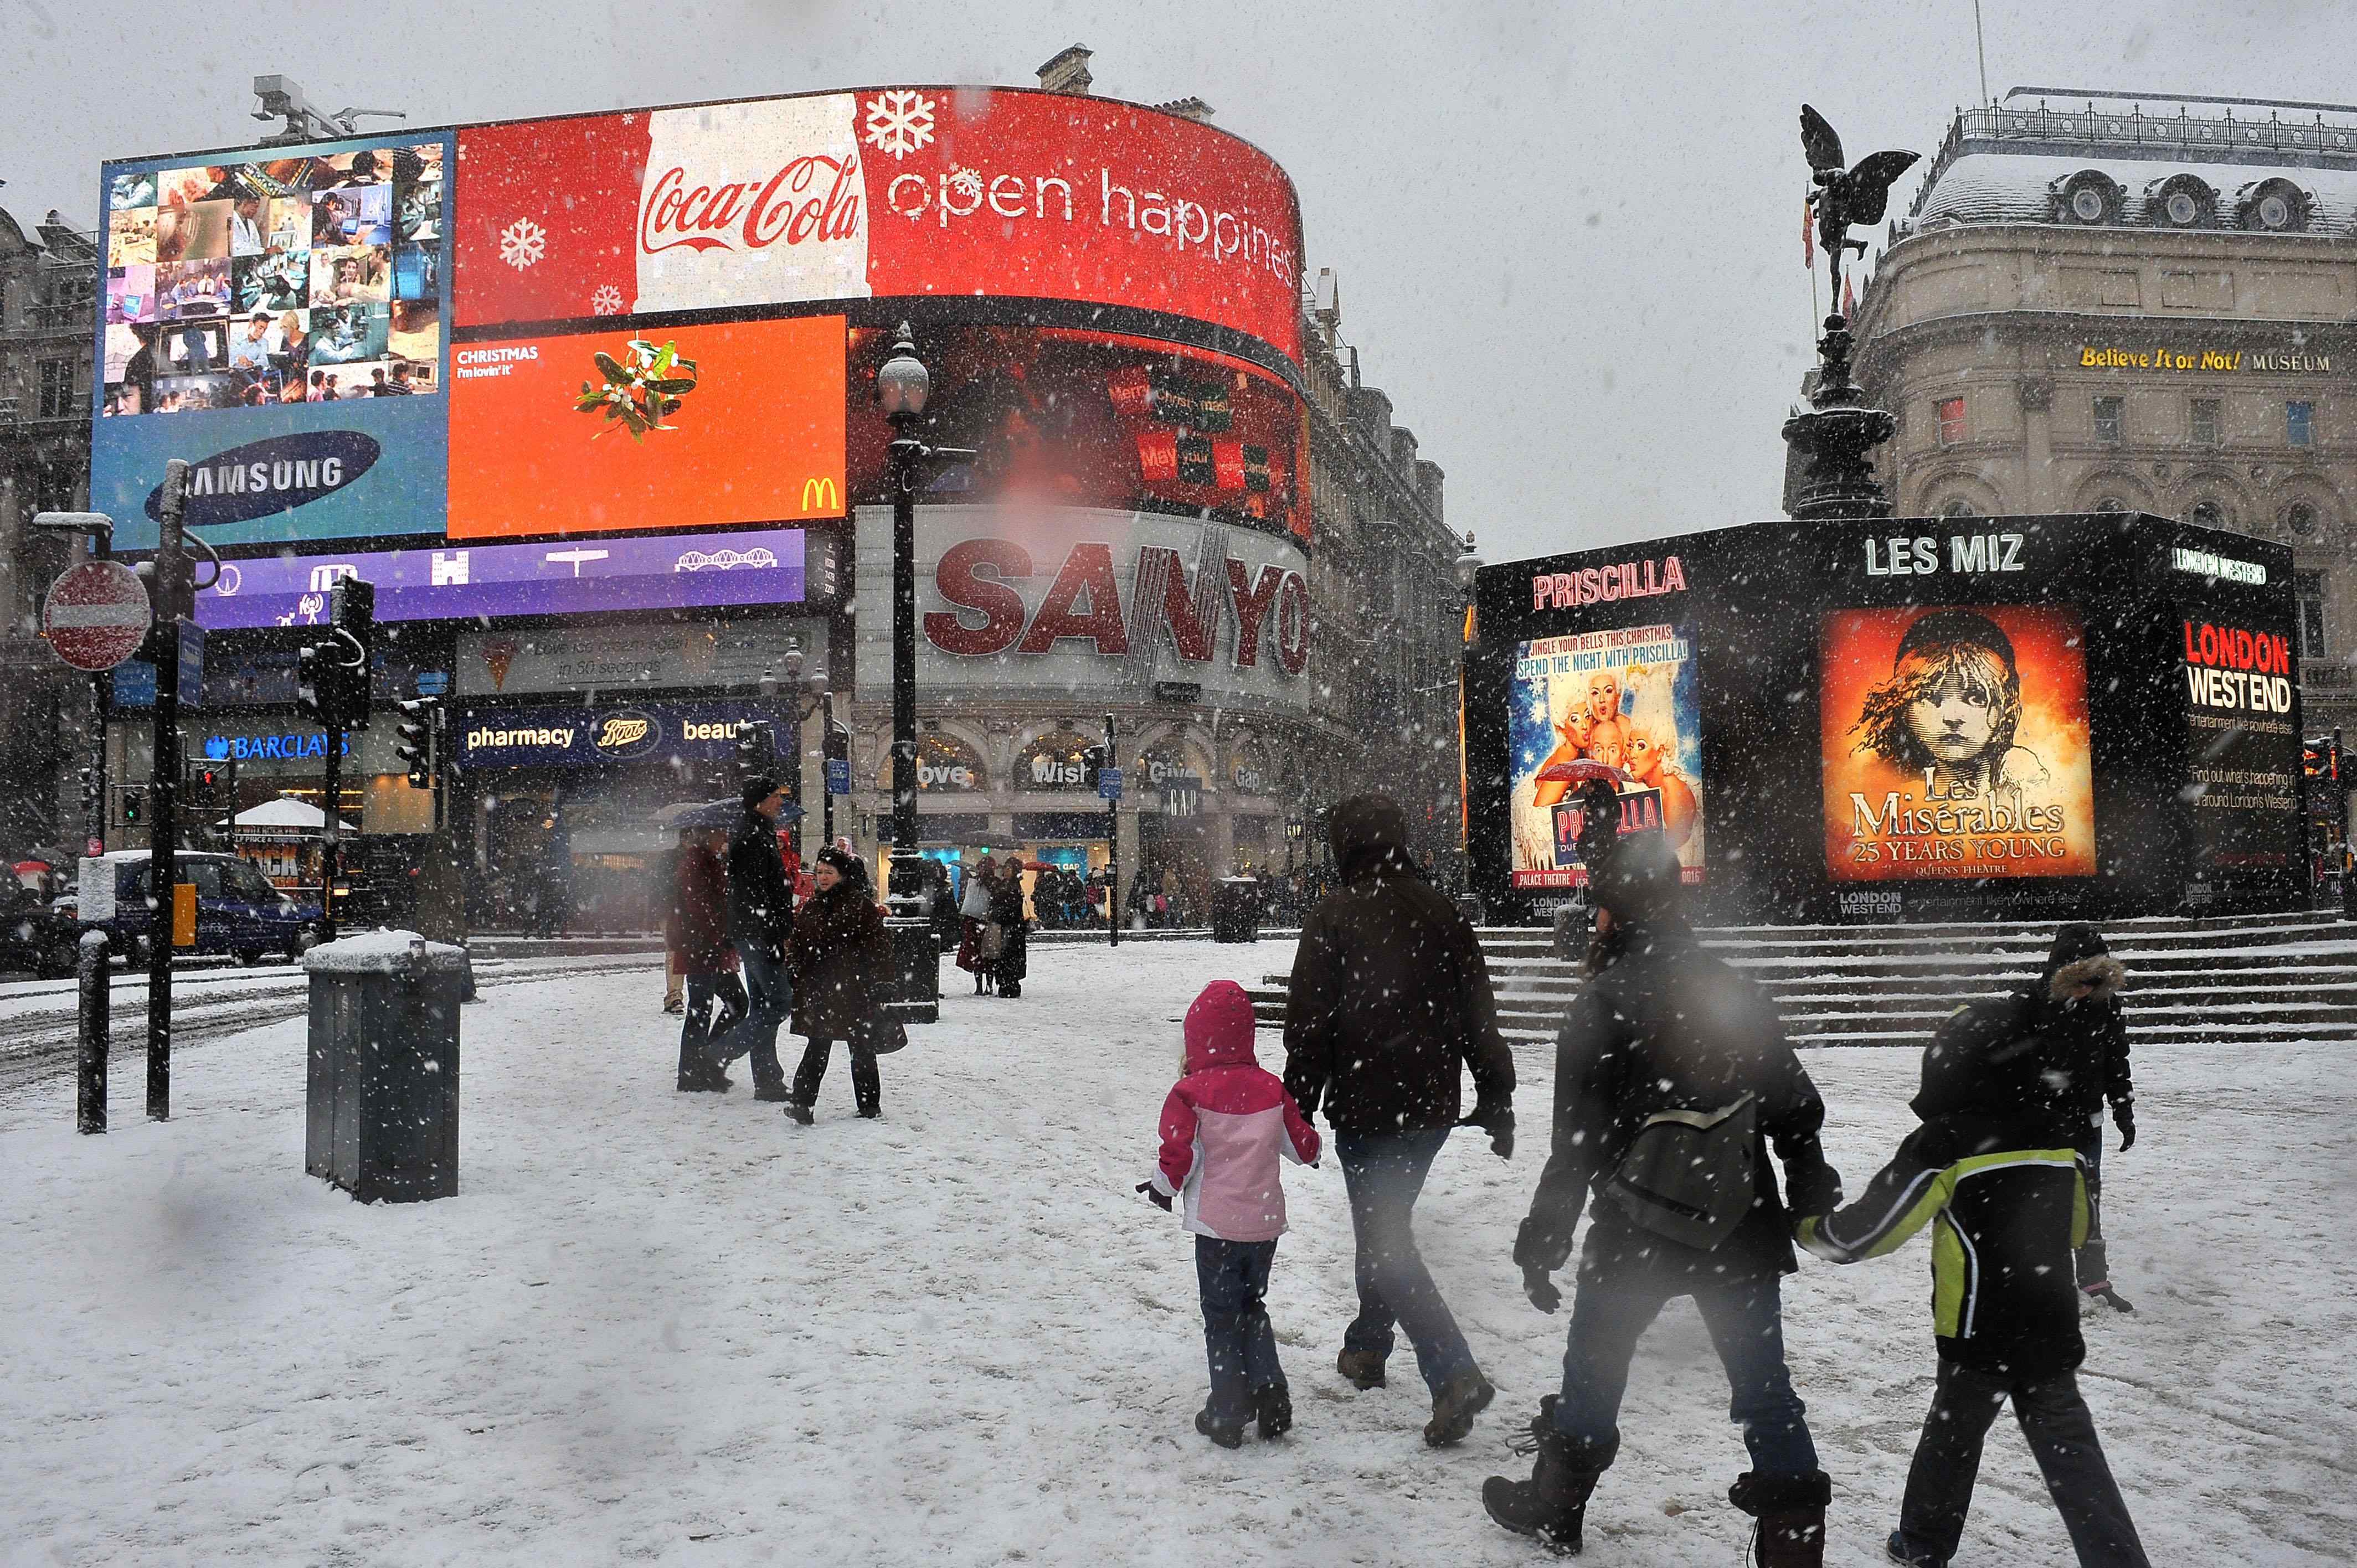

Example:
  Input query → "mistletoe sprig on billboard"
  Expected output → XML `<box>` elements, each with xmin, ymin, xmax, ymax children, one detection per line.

<box><xmin>575</xmin><ymin>338</ymin><xmax>699</xmax><ymax>441</ymax></box>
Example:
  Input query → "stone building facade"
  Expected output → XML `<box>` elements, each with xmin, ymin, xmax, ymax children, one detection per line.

<box><xmin>0</xmin><ymin>207</ymin><xmax>98</xmax><ymax>849</ymax></box>
<box><xmin>1850</xmin><ymin>92</ymin><xmax>2357</xmax><ymax>735</ymax></box>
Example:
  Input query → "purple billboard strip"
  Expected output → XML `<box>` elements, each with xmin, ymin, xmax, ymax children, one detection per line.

<box><xmin>197</xmin><ymin>528</ymin><xmax>808</xmax><ymax>629</ymax></box>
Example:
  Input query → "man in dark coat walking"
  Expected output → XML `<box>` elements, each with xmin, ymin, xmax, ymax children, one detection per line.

<box><xmin>1914</xmin><ymin>922</ymin><xmax>2136</xmax><ymax>1312</ymax></box>
<box><xmin>724</xmin><ymin>777</ymin><xmax>797</xmax><ymax>1101</ymax></box>
<box><xmin>1282</xmin><ymin>793</ymin><xmax>1516</xmax><ymax>1448</ymax></box>
<box><xmin>1484</xmin><ymin>834</ymin><xmax>1841</xmax><ymax>1564</ymax></box>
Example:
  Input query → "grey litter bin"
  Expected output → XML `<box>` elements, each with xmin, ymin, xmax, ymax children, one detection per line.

<box><xmin>1212</xmin><ymin>876</ymin><xmax>1263</xmax><ymax>943</ymax></box>
<box><xmin>304</xmin><ymin>931</ymin><xmax>469</xmax><ymax>1204</ymax></box>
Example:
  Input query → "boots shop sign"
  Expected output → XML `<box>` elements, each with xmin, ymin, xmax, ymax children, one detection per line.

<box><xmin>855</xmin><ymin>506</ymin><xmax>1311</xmax><ymax>715</ymax></box>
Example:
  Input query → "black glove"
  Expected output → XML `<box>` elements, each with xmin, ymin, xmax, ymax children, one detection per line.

<box><xmin>1457</xmin><ymin>1102</ymin><xmax>1515</xmax><ymax>1160</ymax></box>
<box><xmin>1522</xmin><ymin>1265</ymin><xmax>1561</xmax><ymax>1314</ymax></box>
<box><xmin>2113</xmin><ymin>1100</ymin><xmax>2136</xmax><ymax>1152</ymax></box>
<box><xmin>1135</xmin><ymin>1180</ymin><xmax>1172</xmax><ymax>1211</ymax></box>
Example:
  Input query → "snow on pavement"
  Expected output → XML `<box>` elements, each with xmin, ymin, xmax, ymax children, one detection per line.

<box><xmin>1</xmin><ymin>941</ymin><xmax>2350</xmax><ymax>1565</ymax></box>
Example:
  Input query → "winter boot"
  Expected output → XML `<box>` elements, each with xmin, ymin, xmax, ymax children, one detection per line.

<box><xmin>2082</xmin><ymin>1281</ymin><xmax>2136</xmax><ymax>1314</ymax></box>
<box><xmin>1193</xmin><ymin>1407</ymin><xmax>1244</xmax><ymax>1450</ymax></box>
<box><xmin>1481</xmin><ymin>1396</ymin><xmax>1611</xmax><ymax>1555</ymax></box>
<box><xmin>1727</xmin><ymin>1470</ymin><xmax>1832</xmax><ymax>1568</ymax></box>
<box><xmin>1424</xmin><ymin>1368</ymin><xmax>1496</xmax><ymax>1447</ymax></box>
<box><xmin>1335</xmin><ymin>1348</ymin><xmax>1386</xmax><ymax>1390</ymax></box>
<box><xmin>1252</xmin><ymin>1384</ymin><xmax>1293</xmax><ymax>1440</ymax></box>
<box><xmin>754</xmin><ymin>1083</ymin><xmax>790</xmax><ymax>1103</ymax></box>
<box><xmin>782</xmin><ymin>1101</ymin><xmax>815</xmax><ymax>1125</ymax></box>
<box><xmin>1884</xmin><ymin>1530</ymin><xmax>1948</xmax><ymax>1567</ymax></box>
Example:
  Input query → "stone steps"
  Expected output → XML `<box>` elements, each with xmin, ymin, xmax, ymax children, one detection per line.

<box><xmin>1246</xmin><ymin>912</ymin><xmax>2357</xmax><ymax>1049</ymax></box>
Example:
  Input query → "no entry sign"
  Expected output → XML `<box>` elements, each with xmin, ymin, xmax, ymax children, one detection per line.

<box><xmin>43</xmin><ymin>560</ymin><xmax>151</xmax><ymax>672</ymax></box>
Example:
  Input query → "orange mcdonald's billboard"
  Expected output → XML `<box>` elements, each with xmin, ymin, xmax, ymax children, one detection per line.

<box><xmin>446</xmin><ymin>313</ymin><xmax>846</xmax><ymax>539</ymax></box>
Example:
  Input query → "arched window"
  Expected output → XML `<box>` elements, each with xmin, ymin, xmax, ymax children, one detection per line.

<box><xmin>2190</xmin><ymin>500</ymin><xmax>2226</xmax><ymax>530</ymax></box>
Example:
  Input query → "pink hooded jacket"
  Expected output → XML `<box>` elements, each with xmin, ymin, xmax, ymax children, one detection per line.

<box><xmin>1147</xmin><ymin>980</ymin><xmax>1321</xmax><ymax>1242</ymax></box>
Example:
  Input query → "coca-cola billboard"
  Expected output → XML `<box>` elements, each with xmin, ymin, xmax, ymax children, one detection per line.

<box><xmin>853</xmin><ymin>504</ymin><xmax>1312</xmax><ymax>717</ymax></box>
<box><xmin>456</xmin><ymin>87</ymin><xmax>1301</xmax><ymax>365</ymax></box>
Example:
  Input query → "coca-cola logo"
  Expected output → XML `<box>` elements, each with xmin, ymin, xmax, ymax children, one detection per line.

<box><xmin>639</xmin><ymin>154</ymin><xmax>864</xmax><ymax>256</ymax></box>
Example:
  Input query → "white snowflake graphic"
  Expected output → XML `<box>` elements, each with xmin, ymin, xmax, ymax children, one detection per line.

<box><xmin>948</xmin><ymin>166</ymin><xmax>984</xmax><ymax>202</ymax></box>
<box><xmin>863</xmin><ymin>91</ymin><xmax>936</xmax><ymax>160</ymax></box>
<box><xmin>589</xmin><ymin>283</ymin><xmax>626</xmax><ymax>316</ymax></box>
<box><xmin>498</xmin><ymin>217</ymin><xmax>547</xmax><ymax>271</ymax></box>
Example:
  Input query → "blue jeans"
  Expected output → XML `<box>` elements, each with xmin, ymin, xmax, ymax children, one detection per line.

<box><xmin>1553</xmin><ymin>1274</ymin><xmax>1818</xmax><ymax>1476</ymax></box>
<box><xmin>1196</xmin><ymin>1236</ymin><xmax>1285</xmax><ymax>1423</ymax></box>
<box><xmin>1335</xmin><ymin>1127</ymin><xmax>1477</xmax><ymax>1394</ymax></box>
<box><xmin>716</xmin><ymin>940</ymin><xmax>789</xmax><ymax>1091</ymax></box>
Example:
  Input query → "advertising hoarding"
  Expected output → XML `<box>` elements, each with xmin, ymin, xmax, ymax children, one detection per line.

<box><xmin>855</xmin><ymin>503</ymin><xmax>1310</xmax><ymax>715</ymax></box>
<box><xmin>193</xmin><ymin>527</ymin><xmax>811</xmax><ymax>630</ymax></box>
<box><xmin>446</xmin><ymin>315</ymin><xmax>846</xmax><ymax>538</ymax></box>
<box><xmin>1819</xmin><ymin>606</ymin><xmax>2096</xmax><ymax>883</ymax></box>
<box><xmin>1465</xmin><ymin>513</ymin><xmax>2304</xmax><ymax>925</ymax></box>
<box><xmin>845</xmin><ymin>324</ymin><xmax>1306</xmax><ymax>544</ymax></box>
<box><xmin>455</xmin><ymin>699</ymin><xmax>791</xmax><ymax>769</ymax></box>
<box><xmin>453</xmin><ymin>88</ymin><xmax>1301</xmax><ymax>366</ymax></box>
<box><xmin>94</xmin><ymin>134</ymin><xmax>452</xmax><ymax>549</ymax></box>
<box><xmin>1508</xmin><ymin>623</ymin><xmax>1705</xmax><ymax>890</ymax></box>
<box><xmin>454</xmin><ymin>620</ymin><xmax>826</xmax><ymax>696</ymax></box>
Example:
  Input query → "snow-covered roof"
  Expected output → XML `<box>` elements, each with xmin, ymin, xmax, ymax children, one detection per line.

<box><xmin>1906</xmin><ymin>149</ymin><xmax>2357</xmax><ymax>235</ymax></box>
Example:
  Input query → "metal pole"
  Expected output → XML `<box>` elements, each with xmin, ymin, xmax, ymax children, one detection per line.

<box><xmin>821</xmin><ymin>691</ymin><xmax>835</xmax><ymax>848</ymax></box>
<box><xmin>1104</xmin><ymin>712</ymin><xmax>1119</xmax><ymax>948</ymax></box>
<box><xmin>147</xmin><ymin>458</ymin><xmax>188</xmax><ymax>1123</ymax></box>
<box><xmin>321</xmin><ymin>719</ymin><xmax>342</xmax><ymax>945</ymax></box>
<box><xmin>888</xmin><ymin>433</ymin><xmax>919</xmax><ymax>886</ymax></box>
<box><xmin>79</xmin><ymin>523</ymin><xmax>114</xmax><ymax>1135</ymax></box>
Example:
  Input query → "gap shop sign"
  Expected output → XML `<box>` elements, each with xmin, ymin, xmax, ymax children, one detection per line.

<box><xmin>455</xmin><ymin>700</ymin><xmax>788</xmax><ymax>769</ymax></box>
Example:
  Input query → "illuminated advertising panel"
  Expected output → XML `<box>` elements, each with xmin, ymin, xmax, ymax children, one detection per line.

<box><xmin>92</xmin><ymin>134</ymin><xmax>452</xmax><ymax>549</ymax></box>
<box><xmin>1819</xmin><ymin>606</ymin><xmax>2097</xmax><ymax>883</ymax></box>
<box><xmin>446</xmin><ymin>315</ymin><xmax>846</xmax><ymax>538</ymax></box>
<box><xmin>855</xmin><ymin>503</ymin><xmax>1309</xmax><ymax>715</ymax></box>
<box><xmin>193</xmin><ymin>527</ymin><xmax>810</xmax><ymax>629</ymax></box>
<box><xmin>453</xmin><ymin>87</ymin><xmax>1301</xmax><ymax>364</ymax></box>
<box><xmin>845</xmin><ymin>324</ymin><xmax>1305</xmax><ymax>544</ymax></box>
<box><xmin>1507</xmin><ymin>625</ymin><xmax>1705</xmax><ymax>891</ymax></box>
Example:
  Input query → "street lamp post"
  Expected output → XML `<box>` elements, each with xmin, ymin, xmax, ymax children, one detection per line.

<box><xmin>874</xmin><ymin>323</ymin><xmax>974</xmax><ymax>1024</ymax></box>
<box><xmin>770</xmin><ymin>639</ymin><xmax>829</xmax><ymax>859</ymax></box>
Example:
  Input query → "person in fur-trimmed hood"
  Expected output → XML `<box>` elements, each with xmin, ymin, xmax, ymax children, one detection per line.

<box><xmin>1913</xmin><ymin>923</ymin><xmax>2135</xmax><ymax>1311</ymax></box>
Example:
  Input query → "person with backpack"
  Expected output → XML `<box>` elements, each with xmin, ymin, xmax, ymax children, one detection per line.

<box><xmin>1283</xmin><ymin>793</ymin><xmax>1516</xmax><ymax>1449</ymax></box>
<box><xmin>1921</xmin><ymin>924</ymin><xmax>2137</xmax><ymax>1312</ymax></box>
<box><xmin>1798</xmin><ymin>1027</ymin><xmax>2150</xmax><ymax>1567</ymax></box>
<box><xmin>1484</xmin><ymin>833</ymin><xmax>1840</xmax><ymax>1564</ymax></box>
<box><xmin>1137</xmin><ymin>979</ymin><xmax>1322</xmax><ymax>1448</ymax></box>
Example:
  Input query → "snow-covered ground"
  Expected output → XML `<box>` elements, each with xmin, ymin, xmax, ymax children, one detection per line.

<box><xmin>1</xmin><ymin>941</ymin><xmax>2350</xmax><ymax>1565</ymax></box>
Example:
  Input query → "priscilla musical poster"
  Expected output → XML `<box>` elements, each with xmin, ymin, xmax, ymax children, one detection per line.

<box><xmin>1820</xmin><ymin>606</ymin><xmax>2096</xmax><ymax>882</ymax></box>
<box><xmin>1508</xmin><ymin>623</ymin><xmax>1704</xmax><ymax>889</ymax></box>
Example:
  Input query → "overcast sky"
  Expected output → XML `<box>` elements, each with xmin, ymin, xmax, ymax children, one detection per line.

<box><xmin>7</xmin><ymin>0</ymin><xmax>2352</xmax><ymax>560</ymax></box>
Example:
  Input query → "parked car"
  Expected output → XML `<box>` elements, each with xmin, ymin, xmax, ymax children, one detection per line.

<box><xmin>57</xmin><ymin>852</ymin><xmax>323</xmax><ymax>966</ymax></box>
<box><xmin>0</xmin><ymin>875</ymin><xmax>79</xmax><ymax>978</ymax></box>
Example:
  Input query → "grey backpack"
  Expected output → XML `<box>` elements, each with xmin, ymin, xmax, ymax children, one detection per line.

<box><xmin>1601</xmin><ymin>1092</ymin><xmax>1759</xmax><ymax>1251</ymax></box>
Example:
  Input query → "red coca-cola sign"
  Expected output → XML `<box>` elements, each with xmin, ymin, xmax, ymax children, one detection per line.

<box><xmin>456</xmin><ymin>87</ymin><xmax>1303</xmax><ymax>365</ymax></box>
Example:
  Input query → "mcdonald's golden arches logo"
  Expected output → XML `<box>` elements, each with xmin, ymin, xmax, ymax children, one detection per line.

<box><xmin>802</xmin><ymin>476</ymin><xmax>841</xmax><ymax>513</ymax></box>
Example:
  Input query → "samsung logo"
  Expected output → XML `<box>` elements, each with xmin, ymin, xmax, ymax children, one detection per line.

<box><xmin>147</xmin><ymin>431</ymin><xmax>381</xmax><ymax>527</ymax></box>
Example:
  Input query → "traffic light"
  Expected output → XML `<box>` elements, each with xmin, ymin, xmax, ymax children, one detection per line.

<box><xmin>296</xmin><ymin>641</ymin><xmax>327</xmax><ymax>725</ymax></box>
<box><xmin>2304</xmin><ymin>739</ymin><xmax>2339</xmax><ymax>782</ymax></box>
<box><xmin>120</xmin><ymin>786</ymin><xmax>146</xmax><ymax>824</ymax></box>
<box><xmin>394</xmin><ymin>697</ymin><xmax>439</xmax><ymax>789</ymax></box>
<box><xmin>1081</xmin><ymin>744</ymin><xmax>1108</xmax><ymax>787</ymax></box>
<box><xmin>737</xmin><ymin>720</ymin><xmax>778</xmax><ymax>777</ymax></box>
<box><xmin>328</xmin><ymin>578</ymin><xmax>375</xmax><ymax>730</ymax></box>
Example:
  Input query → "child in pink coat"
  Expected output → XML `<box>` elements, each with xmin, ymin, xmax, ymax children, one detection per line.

<box><xmin>1139</xmin><ymin>979</ymin><xmax>1322</xmax><ymax>1447</ymax></box>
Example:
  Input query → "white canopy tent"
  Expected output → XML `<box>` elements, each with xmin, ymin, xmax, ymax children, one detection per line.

<box><xmin>227</xmin><ymin>796</ymin><xmax>356</xmax><ymax>841</ymax></box>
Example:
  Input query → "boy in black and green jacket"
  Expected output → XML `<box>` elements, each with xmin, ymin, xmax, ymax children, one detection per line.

<box><xmin>1798</xmin><ymin>1106</ymin><xmax>2149</xmax><ymax>1568</ymax></box>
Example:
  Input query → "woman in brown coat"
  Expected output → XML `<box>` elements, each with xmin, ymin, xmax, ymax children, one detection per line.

<box><xmin>783</xmin><ymin>845</ymin><xmax>892</xmax><ymax>1123</ymax></box>
<box><xmin>667</xmin><ymin>827</ymin><xmax>743</xmax><ymax>1092</ymax></box>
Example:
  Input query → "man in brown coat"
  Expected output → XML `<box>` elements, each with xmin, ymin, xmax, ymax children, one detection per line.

<box><xmin>1283</xmin><ymin>794</ymin><xmax>1517</xmax><ymax>1447</ymax></box>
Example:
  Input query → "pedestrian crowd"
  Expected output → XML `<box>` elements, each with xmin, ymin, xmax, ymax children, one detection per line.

<box><xmin>654</xmin><ymin>780</ymin><xmax>2147</xmax><ymax>1565</ymax></box>
<box><xmin>1136</xmin><ymin>793</ymin><xmax>2147</xmax><ymax>1568</ymax></box>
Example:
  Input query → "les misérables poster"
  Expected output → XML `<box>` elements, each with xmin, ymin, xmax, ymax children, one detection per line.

<box><xmin>1820</xmin><ymin>605</ymin><xmax>2095</xmax><ymax>882</ymax></box>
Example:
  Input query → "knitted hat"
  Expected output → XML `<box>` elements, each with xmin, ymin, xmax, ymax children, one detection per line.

<box><xmin>740</xmin><ymin>776</ymin><xmax>780</xmax><ymax>807</ymax></box>
<box><xmin>1589</xmin><ymin>833</ymin><xmax>1682</xmax><ymax>923</ymax></box>
<box><xmin>2046</xmin><ymin>922</ymin><xmax>2109</xmax><ymax>972</ymax></box>
<box><xmin>815</xmin><ymin>845</ymin><xmax>857</xmax><ymax>877</ymax></box>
